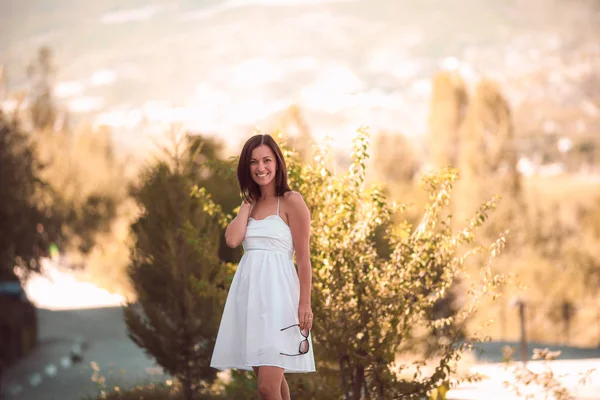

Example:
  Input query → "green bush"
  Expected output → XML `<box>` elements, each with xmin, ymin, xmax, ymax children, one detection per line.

<box><xmin>123</xmin><ymin>136</ymin><xmax>230</xmax><ymax>400</ymax></box>
<box><xmin>282</xmin><ymin>129</ymin><xmax>508</xmax><ymax>398</ymax></box>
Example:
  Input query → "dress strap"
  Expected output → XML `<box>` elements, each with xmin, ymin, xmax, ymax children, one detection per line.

<box><xmin>276</xmin><ymin>196</ymin><xmax>280</xmax><ymax>216</ymax></box>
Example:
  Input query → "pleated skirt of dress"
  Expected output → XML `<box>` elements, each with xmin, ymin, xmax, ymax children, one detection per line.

<box><xmin>210</xmin><ymin>249</ymin><xmax>316</xmax><ymax>373</ymax></box>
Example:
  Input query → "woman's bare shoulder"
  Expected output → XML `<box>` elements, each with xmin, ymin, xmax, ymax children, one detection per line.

<box><xmin>283</xmin><ymin>190</ymin><xmax>304</xmax><ymax>203</ymax></box>
<box><xmin>283</xmin><ymin>191</ymin><xmax>308</xmax><ymax>217</ymax></box>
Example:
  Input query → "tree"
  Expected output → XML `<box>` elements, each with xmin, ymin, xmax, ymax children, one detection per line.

<box><xmin>4</xmin><ymin>48</ymin><xmax>128</xmax><ymax>282</ymax></box>
<box><xmin>456</xmin><ymin>79</ymin><xmax>523</xmax><ymax>233</ymax></box>
<box><xmin>427</xmin><ymin>72</ymin><xmax>468</xmax><ymax>170</ymax></box>
<box><xmin>371</xmin><ymin>131</ymin><xmax>420</xmax><ymax>184</ymax></box>
<box><xmin>186</xmin><ymin>133</ymin><xmax>241</xmax><ymax>263</ymax></box>
<box><xmin>283</xmin><ymin>129</ymin><xmax>508</xmax><ymax>399</ymax></box>
<box><xmin>0</xmin><ymin>111</ymin><xmax>62</xmax><ymax>391</ymax></box>
<box><xmin>262</xmin><ymin>105</ymin><xmax>316</xmax><ymax>164</ymax></box>
<box><xmin>0</xmin><ymin>111</ymin><xmax>61</xmax><ymax>279</ymax></box>
<box><xmin>27</xmin><ymin>46</ymin><xmax>57</xmax><ymax>131</ymax></box>
<box><xmin>123</xmin><ymin>136</ymin><xmax>230</xmax><ymax>399</ymax></box>
<box><xmin>0</xmin><ymin>65</ymin><xmax>6</xmax><ymax>103</ymax></box>
<box><xmin>451</xmin><ymin>79</ymin><xmax>531</xmax><ymax>344</ymax></box>
<box><xmin>35</xmin><ymin>120</ymin><xmax>126</xmax><ymax>252</ymax></box>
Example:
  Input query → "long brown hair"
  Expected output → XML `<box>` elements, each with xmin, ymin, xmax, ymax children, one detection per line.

<box><xmin>237</xmin><ymin>134</ymin><xmax>291</xmax><ymax>204</ymax></box>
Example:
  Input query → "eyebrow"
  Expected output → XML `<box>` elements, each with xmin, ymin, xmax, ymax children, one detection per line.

<box><xmin>250</xmin><ymin>156</ymin><xmax>273</xmax><ymax>161</ymax></box>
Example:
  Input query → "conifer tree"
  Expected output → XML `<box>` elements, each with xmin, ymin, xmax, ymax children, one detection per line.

<box><xmin>0</xmin><ymin>65</ymin><xmax>6</xmax><ymax>103</ymax></box>
<box><xmin>372</xmin><ymin>131</ymin><xmax>419</xmax><ymax>183</ymax></box>
<box><xmin>27</xmin><ymin>46</ymin><xmax>57</xmax><ymax>131</ymax></box>
<box><xmin>267</xmin><ymin>105</ymin><xmax>315</xmax><ymax>164</ymax></box>
<box><xmin>0</xmin><ymin>111</ymin><xmax>62</xmax><ymax>391</ymax></box>
<box><xmin>123</xmin><ymin>136</ymin><xmax>229</xmax><ymax>399</ymax></box>
<box><xmin>186</xmin><ymin>134</ymin><xmax>241</xmax><ymax>263</ymax></box>
<box><xmin>425</xmin><ymin>73</ymin><xmax>470</xmax><ymax>343</ymax></box>
<box><xmin>427</xmin><ymin>72</ymin><xmax>468</xmax><ymax>169</ymax></box>
<box><xmin>456</xmin><ymin>79</ymin><xmax>523</xmax><ymax>232</ymax></box>
<box><xmin>0</xmin><ymin>111</ymin><xmax>61</xmax><ymax>279</ymax></box>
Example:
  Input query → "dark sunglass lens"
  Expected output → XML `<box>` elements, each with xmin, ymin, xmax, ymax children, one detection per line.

<box><xmin>300</xmin><ymin>340</ymin><xmax>309</xmax><ymax>354</ymax></box>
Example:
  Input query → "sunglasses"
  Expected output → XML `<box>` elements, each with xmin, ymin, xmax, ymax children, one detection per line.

<box><xmin>279</xmin><ymin>324</ymin><xmax>310</xmax><ymax>356</ymax></box>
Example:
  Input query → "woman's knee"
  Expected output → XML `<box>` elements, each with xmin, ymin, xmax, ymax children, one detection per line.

<box><xmin>258</xmin><ymin>380</ymin><xmax>280</xmax><ymax>398</ymax></box>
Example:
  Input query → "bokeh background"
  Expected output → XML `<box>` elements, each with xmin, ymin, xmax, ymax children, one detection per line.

<box><xmin>1</xmin><ymin>0</ymin><xmax>600</xmax><ymax>399</ymax></box>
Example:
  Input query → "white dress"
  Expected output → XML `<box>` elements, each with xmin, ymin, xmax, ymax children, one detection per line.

<box><xmin>210</xmin><ymin>197</ymin><xmax>316</xmax><ymax>373</ymax></box>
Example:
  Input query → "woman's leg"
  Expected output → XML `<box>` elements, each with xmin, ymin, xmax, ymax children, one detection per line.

<box><xmin>280</xmin><ymin>374</ymin><xmax>291</xmax><ymax>400</ymax></box>
<box><xmin>253</xmin><ymin>367</ymin><xmax>290</xmax><ymax>400</ymax></box>
<box><xmin>255</xmin><ymin>366</ymin><xmax>285</xmax><ymax>400</ymax></box>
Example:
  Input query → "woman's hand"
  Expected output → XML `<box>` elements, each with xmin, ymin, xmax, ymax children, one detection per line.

<box><xmin>298</xmin><ymin>303</ymin><xmax>313</xmax><ymax>331</ymax></box>
<box><xmin>239</xmin><ymin>200</ymin><xmax>252</xmax><ymax>217</ymax></box>
<box><xmin>225</xmin><ymin>199</ymin><xmax>253</xmax><ymax>248</ymax></box>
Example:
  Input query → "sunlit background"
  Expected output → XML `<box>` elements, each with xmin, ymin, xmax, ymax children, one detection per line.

<box><xmin>2</xmin><ymin>0</ymin><xmax>598</xmax><ymax>152</ymax></box>
<box><xmin>3</xmin><ymin>0</ymin><xmax>597</xmax><ymax>306</ymax></box>
<box><xmin>2</xmin><ymin>0</ymin><xmax>600</xmax><ymax>399</ymax></box>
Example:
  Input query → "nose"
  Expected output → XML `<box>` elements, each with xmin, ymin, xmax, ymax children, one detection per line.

<box><xmin>256</xmin><ymin>161</ymin><xmax>267</xmax><ymax>170</ymax></box>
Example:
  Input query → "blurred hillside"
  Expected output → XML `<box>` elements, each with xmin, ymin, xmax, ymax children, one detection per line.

<box><xmin>1</xmin><ymin>0</ymin><xmax>599</xmax><ymax>158</ymax></box>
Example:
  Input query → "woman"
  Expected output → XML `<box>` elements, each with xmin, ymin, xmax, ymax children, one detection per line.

<box><xmin>210</xmin><ymin>134</ymin><xmax>316</xmax><ymax>400</ymax></box>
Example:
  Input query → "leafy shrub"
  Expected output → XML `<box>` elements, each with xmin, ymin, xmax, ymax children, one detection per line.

<box><xmin>282</xmin><ymin>128</ymin><xmax>508</xmax><ymax>398</ymax></box>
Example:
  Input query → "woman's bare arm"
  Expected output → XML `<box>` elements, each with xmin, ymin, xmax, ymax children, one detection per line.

<box><xmin>224</xmin><ymin>201</ymin><xmax>252</xmax><ymax>248</ymax></box>
<box><xmin>286</xmin><ymin>191</ymin><xmax>313</xmax><ymax>330</ymax></box>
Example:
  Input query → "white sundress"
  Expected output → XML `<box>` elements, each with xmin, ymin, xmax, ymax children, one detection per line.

<box><xmin>210</xmin><ymin>197</ymin><xmax>316</xmax><ymax>373</ymax></box>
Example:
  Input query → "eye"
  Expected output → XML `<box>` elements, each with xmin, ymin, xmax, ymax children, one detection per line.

<box><xmin>250</xmin><ymin>160</ymin><xmax>257</xmax><ymax>165</ymax></box>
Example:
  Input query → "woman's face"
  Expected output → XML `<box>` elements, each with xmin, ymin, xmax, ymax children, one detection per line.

<box><xmin>250</xmin><ymin>144</ymin><xmax>277</xmax><ymax>187</ymax></box>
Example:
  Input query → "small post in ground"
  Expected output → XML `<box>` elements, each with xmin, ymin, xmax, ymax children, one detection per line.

<box><xmin>511</xmin><ymin>296</ymin><xmax>528</xmax><ymax>365</ymax></box>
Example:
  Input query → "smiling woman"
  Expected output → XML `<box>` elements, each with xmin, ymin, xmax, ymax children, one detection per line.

<box><xmin>212</xmin><ymin>133</ymin><xmax>316</xmax><ymax>400</ymax></box>
<box><xmin>237</xmin><ymin>134</ymin><xmax>291</xmax><ymax>206</ymax></box>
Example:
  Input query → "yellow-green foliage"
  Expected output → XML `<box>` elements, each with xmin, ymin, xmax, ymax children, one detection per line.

<box><xmin>281</xmin><ymin>128</ymin><xmax>509</xmax><ymax>398</ymax></box>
